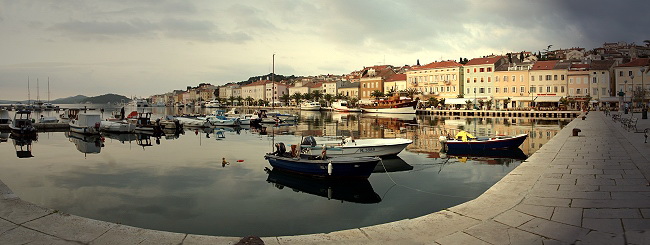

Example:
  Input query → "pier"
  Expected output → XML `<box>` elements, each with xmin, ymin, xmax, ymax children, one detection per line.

<box><xmin>417</xmin><ymin>109</ymin><xmax>581</xmax><ymax>119</ymax></box>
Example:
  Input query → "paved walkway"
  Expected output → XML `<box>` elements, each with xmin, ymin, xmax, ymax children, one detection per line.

<box><xmin>1</xmin><ymin>111</ymin><xmax>649</xmax><ymax>244</ymax></box>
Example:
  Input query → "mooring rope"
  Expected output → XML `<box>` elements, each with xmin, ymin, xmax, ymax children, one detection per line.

<box><xmin>379</xmin><ymin>159</ymin><xmax>474</xmax><ymax>199</ymax></box>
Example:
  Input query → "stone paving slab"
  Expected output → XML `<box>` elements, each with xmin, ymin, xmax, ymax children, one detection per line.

<box><xmin>0</xmin><ymin>111</ymin><xmax>649</xmax><ymax>244</ymax></box>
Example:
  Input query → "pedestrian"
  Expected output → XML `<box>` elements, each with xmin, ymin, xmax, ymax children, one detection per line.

<box><xmin>222</xmin><ymin>157</ymin><xmax>230</xmax><ymax>167</ymax></box>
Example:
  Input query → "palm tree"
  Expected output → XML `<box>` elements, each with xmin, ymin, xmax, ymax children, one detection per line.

<box><xmin>228</xmin><ymin>96</ymin><xmax>235</xmax><ymax>106</ymax></box>
<box><xmin>303</xmin><ymin>92</ymin><xmax>313</xmax><ymax>102</ymax></box>
<box><xmin>291</xmin><ymin>92</ymin><xmax>303</xmax><ymax>105</ymax></box>
<box><xmin>439</xmin><ymin>98</ymin><xmax>446</xmax><ymax>109</ymax></box>
<box><xmin>244</xmin><ymin>96</ymin><xmax>252</xmax><ymax>106</ymax></box>
<box><xmin>427</xmin><ymin>97</ymin><xmax>439</xmax><ymax>108</ymax></box>
<box><xmin>257</xmin><ymin>99</ymin><xmax>265</xmax><ymax>106</ymax></box>
<box><xmin>370</xmin><ymin>90</ymin><xmax>384</xmax><ymax>100</ymax></box>
<box><xmin>323</xmin><ymin>94</ymin><xmax>334</xmax><ymax>107</ymax></box>
<box><xmin>280</xmin><ymin>94</ymin><xmax>290</xmax><ymax>106</ymax></box>
<box><xmin>405</xmin><ymin>88</ymin><xmax>419</xmax><ymax>99</ymax></box>
<box><xmin>311</xmin><ymin>90</ymin><xmax>323</xmax><ymax>102</ymax></box>
<box><xmin>334</xmin><ymin>93</ymin><xmax>343</xmax><ymax>101</ymax></box>
<box><xmin>386</xmin><ymin>88</ymin><xmax>396</xmax><ymax>97</ymax></box>
<box><xmin>465</xmin><ymin>100</ymin><xmax>473</xmax><ymax>110</ymax></box>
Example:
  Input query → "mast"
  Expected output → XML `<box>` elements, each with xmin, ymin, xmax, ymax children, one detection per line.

<box><xmin>272</xmin><ymin>53</ymin><xmax>275</xmax><ymax>109</ymax></box>
<box><xmin>48</xmin><ymin>77</ymin><xmax>50</xmax><ymax>103</ymax></box>
<box><xmin>37</xmin><ymin>78</ymin><xmax>40</xmax><ymax>102</ymax></box>
<box><xmin>27</xmin><ymin>77</ymin><xmax>31</xmax><ymax>105</ymax></box>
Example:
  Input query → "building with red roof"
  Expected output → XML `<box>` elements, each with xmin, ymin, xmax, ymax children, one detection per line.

<box><xmin>406</xmin><ymin>60</ymin><xmax>464</xmax><ymax>100</ymax></box>
<box><xmin>463</xmin><ymin>56</ymin><xmax>506</xmax><ymax>105</ymax></box>
<box><xmin>614</xmin><ymin>58</ymin><xmax>650</xmax><ymax>106</ymax></box>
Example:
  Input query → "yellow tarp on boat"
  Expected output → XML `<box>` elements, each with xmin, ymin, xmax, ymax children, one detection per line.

<box><xmin>455</xmin><ymin>131</ymin><xmax>475</xmax><ymax>142</ymax></box>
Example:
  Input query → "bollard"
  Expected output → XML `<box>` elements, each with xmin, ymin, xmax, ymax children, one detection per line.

<box><xmin>582</xmin><ymin>115</ymin><xmax>586</xmax><ymax>120</ymax></box>
<box><xmin>572</xmin><ymin>128</ymin><xmax>581</xmax><ymax>136</ymax></box>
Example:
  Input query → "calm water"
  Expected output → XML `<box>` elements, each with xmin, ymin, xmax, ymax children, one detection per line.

<box><xmin>0</xmin><ymin>105</ymin><xmax>569</xmax><ymax>236</ymax></box>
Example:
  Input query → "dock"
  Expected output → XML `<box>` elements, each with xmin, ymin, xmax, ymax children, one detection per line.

<box><xmin>0</xmin><ymin>123</ymin><xmax>69</xmax><ymax>131</ymax></box>
<box><xmin>417</xmin><ymin>109</ymin><xmax>582</xmax><ymax>118</ymax></box>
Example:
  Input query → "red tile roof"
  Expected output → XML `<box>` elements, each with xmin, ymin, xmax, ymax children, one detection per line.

<box><xmin>570</xmin><ymin>64</ymin><xmax>590</xmax><ymax>70</ymax></box>
<box><xmin>385</xmin><ymin>73</ymin><xmax>406</xmax><ymax>82</ymax></box>
<box><xmin>465</xmin><ymin>56</ymin><xmax>505</xmax><ymax>66</ymax></box>
<box><xmin>618</xmin><ymin>58</ymin><xmax>650</xmax><ymax>67</ymax></box>
<box><xmin>305</xmin><ymin>82</ymin><xmax>322</xmax><ymax>88</ymax></box>
<box><xmin>531</xmin><ymin>60</ymin><xmax>559</xmax><ymax>70</ymax></box>
<box><xmin>414</xmin><ymin>61</ymin><xmax>463</xmax><ymax>70</ymax></box>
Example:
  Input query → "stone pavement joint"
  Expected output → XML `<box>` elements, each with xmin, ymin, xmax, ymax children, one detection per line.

<box><xmin>1</xmin><ymin>111</ymin><xmax>649</xmax><ymax>244</ymax></box>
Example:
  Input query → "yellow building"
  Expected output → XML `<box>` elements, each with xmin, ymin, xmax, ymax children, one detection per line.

<box><xmin>528</xmin><ymin>60</ymin><xmax>569</xmax><ymax>109</ymax></box>
<box><xmin>493</xmin><ymin>61</ymin><xmax>533</xmax><ymax>109</ymax></box>
<box><xmin>463</xmin><ymin>57</ymin><xmax>507</xmax><ymax>107</ymax></box>
<box><xmin>406</xmin><ymin>61</ymin><xmax>464</xmax><ymax>100</ymax></box>
<box><xmin>614</xmin><ymin>58</ymin><xmax>650</xmax><ymax>107</ymax></box>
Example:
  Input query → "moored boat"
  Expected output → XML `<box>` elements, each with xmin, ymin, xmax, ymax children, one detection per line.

<box><xmin>99</xmin><ymin>120</ymin><xmax>136</xmax><ymax>133</ymax></box>
<box><xmin>9</xmin><ymin>110</ymin><xmax>37</xmax><ymax>137</ymax></box>
<box><xmin>176</xmin><ymin>116</ymin><xmax>212</xmax><ymax>128</ymax></box>
<box><xmin>69</xmin><ymin>113</ymin><xmax>102</xmax><ymax>134</ymax></box>
<box><xmin>360</xmin><ymin>96</ymin><xmax>417</xmax><ymax>114</ymax></box>
<box><xmin>265</xmin><ymin>142</ymin><xmax>381</xmax><ymax>178</ymax></box>
<box><xmin>300</xmin><ymin>101</ymin><xmax>322</xmax><ymax>111</ymax></box>
<box><xmin>439</xmin><ymin>131</ymin><xmax>528</xmax><ymax>151</ymax></box>
<box><xmin>299</xmin><ymin>136</ymin><xmax>412</xmax><ymax>158</ymax></box>
<box><xmin>0</xmin><ymin>109</ymin><xmax>11</xmax><ymax>124</ymax></box>
<box><xmin>331</xmin><ymin>100</ymin><xmax>361</xmax><ymax>112</ymax></box>
<box><xmin>130</xmin><ymin>112</ymin><xmax>163</xmax><ymax>134</ymax></box>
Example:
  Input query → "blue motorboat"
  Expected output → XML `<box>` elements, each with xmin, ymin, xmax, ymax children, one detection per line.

<box><xmin>440</xmin><ymin>132</ymin><xmax>528</xmax><ymax>151</ymax></box>
<box><xmin>264</xmin><ymin>143</ymin><xmax>380</xmax><ymax>178</ymax></box>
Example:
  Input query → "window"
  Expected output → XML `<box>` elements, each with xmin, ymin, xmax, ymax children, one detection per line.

<box><xmin>602</xmin><ymin>88</ymin><xmax>607</xmax><ymax>95</ymax></box>
<box><xmin>467</xmin><ymin>78</ymin><xmax>470</xmax><ymax>83</ymax></box>
<box><xmin>629</xmin><ymin>71</ymin><xmax>633</xmax><ymax>76</ymax></box>
<box><xmin>467</xmin><ymin>88</ymin><xmax>470</xmax><ymax>94</ymax></box>
<box><xmin>561</xmin><ymin>86</ymin><xmax>565</xmax><ymax>93</ymax></box>
<box><xmin>467</xmin><ymin>69</ymin><xmax>470</xmax><ymax>73</ymax></box>
<box><xmin>446</xmin><ymin>86</ymin><xmax>450</xmax><ymax>92</ymax></box>
<box><xmin>488</xmin><ymin>77</ymin><xmax>491</xmax><ymax>82</ymax></box>
<box><xmin>593</xmin><ymin>77</ymin><xmax>597</xmax><ymax>83</ymax></box>
<box><xmin>546</xmin><ymin>86</ymin><xmax>551</xmax><ymax>93</ymax></box>
<box><xmin>569</xmin><ymin>88</ymin><xmax>574</xmax><ymax>95</ymax></box>
<box><xmin>473</xmin><ymin>88</ymin><xmax>477</xmax><ymax>93</ymax></box>
<box><xmin>512</xmin><ymin>75</ymin><xmax>516</xmax><ymax>82</ymax></box>
<box><xmin>474</xmin><ymin>68</ymin><xmax>477</xmax><ymax>73</ymax></box>
<box><xmin>480</xmin><ymin>68</ymin><xmax>485</xmax><ymax>72</ymax></box>
<box><xmin>520</xmin><ymin>75</ymin><xmax>524</xmax><ymax>82</ymax></box>
<box><xmin>593</xmin><ymin>88</ymin><xmax>598</xmax><ymax>95</ymax></box>
<box><xmin>569</xmin><ymin>78</ymin><xmax>573</xmax><ymax>84</ymax></box>
<box><xmin>504</xmin><ymin>76</ymin><xmax>508</xmax><ymax>82</ymax></box>
<box><xmin>496</xmin><ymin>76</ymin><xmax>500</xmax><ymax>82</ymax></box>
<box><xmin>531</xmin><ymin>76</ymin><xmax>535</xmax><ymax>81</ymax></box>
<box><xmin>545</xmin><ymin>75</ymin><xmax>552</xmax><ymax>80</ymax></box>
<box><xmin>620</xmin><ymin>71</ymin><xmax>623</xmax><ymax>76</ymax></box>
<box><xmin>561</xmin><ymin>75</ymin><xmax>565</xmax><ymax>80</ymax></box>
<box><xmin>473</xmin><ymin>78</ymin><xmax>477</xmax><ymax>83</ymax></box>
<box><xmin>487</xmin><ymin>67</ymin><xmax>492</xmax><ymax>72</ymax></box>
<box><xmin>481</xmin><ymin>78</ymin><xmax>484</xmax><ymax>82</ymax></box>
<box><xmin>576</xmin><ymin>88</ymin><xmax>581</xmax><ymax>95</ymax></box>
<box><xmin>554</xmin><ymin>86</ymin><xmax>558</xmax><ymax>93</ymax></box>
<box><xmin>495</xmin><ymin>87</ymin><xmax>500</xmax><ymax>93</ymax></box>
<box><xmin>479</xmin><ymin>87</ymin><xmax>485</xmax><ymax>93</ymax></box>
<box><xmin>530</xmin><ymin>86</ymin><xmax>535</xmax><ymax>93</ymax></box>
<box><xmin>520</xmin><ymin>86</ymin><xmax>525</xmax><ymax>93</ymax></box>
<box><xmin>504</xmin><ymin>87</ymin><xmax>508</xmax><ymax>93</ymax></box>
<box><xmin>539</xmin><ymin>75</ymin><xmax>543</xmax><ymax>81</ymax></box>
<box><xmin>554</xmin><ymin>75</ymin><xmax>558</xmax><ymax>80</ymax></box>
<box><xmin>488</xmin><ymin>88</ymin><xmax>491</xmax><ymax>93</ymax></box>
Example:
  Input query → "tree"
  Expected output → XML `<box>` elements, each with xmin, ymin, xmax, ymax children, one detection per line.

<box><xmin>370</xmin><ymin>90</ymin><xmax>384</xmax><ymax>100</ymax></box>
<box><xmin>228</xmin><ymin>96</ymin><xmax>235</xmax><ymax>106</ymax></box>
<box><xmin>465</xmin><ymin>100</ymin><xmax>473</xmax><ymax>110</ymax></box>
<box><xmin>463</xmin><ymin>58</ymin><xmax>468</xmax><ymax>64</ymax></box>
<box><xmin>243</xmin><ymin>96</ymin><xmax>252</xmax><ymax>106</ymax></box>
<box><xmin>291</xmin><ymin>92</ymin><xmax>303</xmax><ymax>105</ymax></box>
<box><xmin>405</xmin><ymin>88</ymin><xmax>419</xmax><ymax>99</ymax></box>
<box><xmin>386</xmin><ymin>87</ymin><xmax>396</xmax><ymax>97</ymax></box>
<box><xmin>303</xmin><ymin>92</ymin><xmax>313</xmax><ymax>101</ymax></box>
<box><xmin>311</xmin><ymin>90</ymin><xmax>323</xmax><ymax>101</ymax></box>
<box><xmin>348</xmin><ymin>97</ymin><xmax>359</xmax><ymax>107</ymax></box>
<box><xmin>280</xmin><ymin>94</ymin><xmax>290</xmax><ymax>106</ymax></box>
<box><xmin>334</xmin><ymin>93</ymin><xmax>343</xmax><ymax>100</ymax></box>
<box><xmin>503</xmin><ymin>97</ymin><xmax>512</xmax><ymax>109</ymax></box>
<box><xmin>439</xmin><ymin>98</ymin><xmax>446</xmax><ymax>108</ymax></box>
<box><xmin>323</xmin><ymin>94</ymin><xmax>334</xmax><ymax>107</ymax></box>
<box><xmin>486</xmin><ymin>99</ymin><xmax>493</xmax><ymax>110</ymax></box>
<box><xmin>257</xmin><ymin>99</ymin><xmax>265</xmax><ymax>106</ymax></box>
<box><xmin>427</xmin><ymin>97</ymin><xmax>439</xmax><ymax>108</ymax></box>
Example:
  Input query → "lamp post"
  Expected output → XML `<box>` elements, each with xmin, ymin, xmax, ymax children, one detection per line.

<box><xmin>642</xmin><ymin>68</ymin><xmax>647</xmax><ymax>119</ymax></box>
<box><xmin>631</xmin><ymin>74</ymin><xmax>635</xmax><ymax>115</ymax></box>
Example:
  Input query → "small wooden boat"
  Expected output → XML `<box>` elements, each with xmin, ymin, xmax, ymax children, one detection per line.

<box><xmin>176</xmin><ymin>116</ymin><xmax>212</xmax><ymax>128</ymax></box>
<box><xmin>99</xmin><ymin>120</ymin><xmax>136</xmax><ymax>133</ymax></box>
<box><xmin>265</xmin><ymin>143</ymin><xmax>380</xmax><ymax>178</ymax></box>
<box><xmin>69</xmin><ymin>113</ymin><xmax>101</xmax><ymax>134</ymax></box>
<box><xmin>9</xmin><ymin>110</ymin><xmax>37</xmax><ymax>137</ymax></box>
<box><xmin>440</xmin><ymin>131</ymin><xmax>528</xmax><ymax>151</ymax></box>
<box><xmin>299</xmin><ymin>136</ymin><xmax>412</xmax><ymax>157</ymax></box>
<box><xmin>360</xmin><ymin>96</ymin><xmax>417</xmax><ymax>114</ymax></box>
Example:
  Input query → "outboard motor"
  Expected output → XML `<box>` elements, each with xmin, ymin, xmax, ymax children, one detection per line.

<box><xmin>301</xmin><ymin>136</ymin><xmax>317</xmax><ymax>146</ymax></box>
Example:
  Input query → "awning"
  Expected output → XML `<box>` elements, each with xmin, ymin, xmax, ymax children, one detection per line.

<box><xmin>534</xmin><ymin>96</ymin><xmax>562</xmax><ymax>102</ymax></box>
<box><xmin>510</xmin><ymin>96</ymin><xmax>533</xmax><ymax>101</ymax></box>
<box><xmin>599</xmin><ymin>97</ymin><xmax>621</xmax><ymax>102</ymax></box>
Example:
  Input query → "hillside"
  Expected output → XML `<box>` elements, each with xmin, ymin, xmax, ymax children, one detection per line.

<box><xmin>81</xmin><ymin>94</ymin><xmax>131</xmax><ymax>104</ymax></box>
<box><xmin>50</xmin><ymin>95</ymin><xmax>88</xmax><ymax>104</ymax></box>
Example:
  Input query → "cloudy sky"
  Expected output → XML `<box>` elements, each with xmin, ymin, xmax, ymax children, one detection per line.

<box><xmin>1</xmin><ymin>0</ymin><xmax>648</xmax><ymax>101</ymax></box>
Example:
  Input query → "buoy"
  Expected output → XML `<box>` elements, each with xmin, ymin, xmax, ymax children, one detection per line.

<box><xmin>237</xmin><ymin>160</ymin><xmax>244</xmax><ymax>162</ymax></box>
<box><xmin>327</xmin><ymin>161</ymin><xmax>333</xmax><ymax>175</ymax></box>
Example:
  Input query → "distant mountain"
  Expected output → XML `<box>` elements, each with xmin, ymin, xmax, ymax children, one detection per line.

<box><xmin>51</xmin><ymin>95</ymin><xmax>88</xmax><ymax>104</ymax></box>
<box><xmin>80</xmin><ymin>94</ymin><xmax>131</xmax><ymax>104</ymax></box>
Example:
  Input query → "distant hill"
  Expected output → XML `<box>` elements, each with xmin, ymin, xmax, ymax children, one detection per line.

<box><xmin>50</xmin><ymin>95</ymin><xmax>89</xmax><ymax>104</ymax></box>
<box><xmin>81</xmin><ymin>94</ymin><xmax>131</xmax><ymax>104</ymax></box>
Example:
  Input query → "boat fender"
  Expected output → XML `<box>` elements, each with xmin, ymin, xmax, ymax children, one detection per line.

<box><xmin>95</xmin><ymin>122</ymin><xmax>100</xmax><ymax>129</ymax></box>
<box><xmin>327</xmin><ymin>161</ymin><xmax>333</xmax><ymax>175</ymax></box>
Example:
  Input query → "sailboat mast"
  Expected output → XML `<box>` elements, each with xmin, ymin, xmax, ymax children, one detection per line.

<box><xmin>272</xmin><ymin>53</ymin><xmax>275</xmax><ymax>109</ymax></box>
<box><xmin>48</xmin><ymin>77</ymin><xmax>50</xmax><ymax>103</ymax></box>
<box><xmin>27</xmin><ymin>77</ymin><xmax>31</xmax><ymax>105</ymax></box>
<box><xmin>37</xmin><ymin>78</ymin><xmax>40</xmax><ymax>102</ymax></box>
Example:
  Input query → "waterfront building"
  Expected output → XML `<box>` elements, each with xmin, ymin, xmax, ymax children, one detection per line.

<box><xmin>613</xmin><ymin>58</ymin><xmax>650</xmax><ymax>107</ymax></box>
<box><xmin>241</xmin><ymin>80</ymin><xmax>268</xmax><ymax>105</ymax></box>
<box><xmin>406</xmin><ymin>60</ymin><xmax>464</xmax><ymax>101</ymax></box>
<box><xmin>337</xmin><ymin>82</ymin><xmax>360</xmax><ymax>99</ymax></box>
<box><xmin>383</xmin><ymin>74</ymin><xmax>407</xmax><ymax>96</ymax></box>
<box><xmin>463</xmin><ymin>56</ymin><xmax>507</xmax><ymax>108</ymax></box>
<box><xmin>493</xmin><ymin>61</ymin><xmax>534</xmax><ymax>109</ymax></box>
<box><xmin>265</xmin><ymin>81</ymin><xmax>289</xmax><ymax>106</ymax></box>
<box><xmin>588</xmin><ymin>60</ymin><xmax>618</xmax><ymax>107</ymax></box>
<box><xmin>528</xmin><ymin>60</ymin><xmax>568</xmax><ymax>108</ymax></box>
<box><xmin>322</xmin><ymin>80</ymin><xmax>344</xmax><ymax>95</ymax></box>
<box><xmin>219</xmin><ymin>84</ymin><xmax>241</xmax><ymax>100</ymax></box>
<box><xmin>359</xmin><ymin>65</ymin><xmax>396</xmax><ymax>103</ymax></box>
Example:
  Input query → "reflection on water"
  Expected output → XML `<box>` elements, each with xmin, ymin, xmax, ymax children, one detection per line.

<box><xmin>0</xmin><ymin>106</ymin><xmax>570</xmax><ymax>236</ymax></box>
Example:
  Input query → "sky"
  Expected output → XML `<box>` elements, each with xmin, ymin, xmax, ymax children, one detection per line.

<box><xmin>1</xmin><ymin>0</ymin><xmax>649</xmax><ymax>101</ymax></box>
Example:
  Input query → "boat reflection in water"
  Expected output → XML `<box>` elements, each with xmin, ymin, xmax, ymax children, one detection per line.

<box><xmin>373</xmin><ymin>156</ymin><xmax>414</xmax><ymax>173</ymax></box>
<box><xmin>10</xmin><ymin>133</ymin><xmax>37</xmax><ymax>158</ymax></box>
<box><xmin>0</xmin><ymin>132</ymin><xmax>9</xmax><ymax>144</ymax></box>
<box><xmin>265</xmin><ymin>168</ymin><xmax>381</xmax><ymax>204</ymax></box>
<box><xmin>102</xmin><ymin>132</ymin><xmax>137</xmax><ymax>144</ymax></box>
<box><xmin>66</xmin><ymin>132</ymin><xmax>104</xmax><ymax>155</ymax></box>
<box><xmin>443</xmin><ymin>148</ymin><xmax>528</xmax><ymax>161</ymax></box>
<box><xmin>136</xmin><ymin>133</ymin><xmax>162</xmax><ymax>149</ymax></box>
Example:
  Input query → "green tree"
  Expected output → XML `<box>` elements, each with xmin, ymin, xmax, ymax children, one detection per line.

<box><xmin>427</xmin><ymin>97</ymin><xmax>439</xmax><ymax>108</ymax></box>
<box><xmin>405</xmin><ymin>88</ymin><xmax>419</xmax><ymax>99</ymax></box>
<box><xmin>465</xmin><ymin>100</ymin><xmax>473</xmax><ymax>110</ymax></box>
<box><xmin>228</xmin><ymin>96</ymin><xmax>235</xmax><ymax>106</ymax></box>
<box><xmin>291</xmin><ymin>92</ymin><xmax>303</xmax><ymax>105</ymax></box>
<box><xmin>370</xmin><ymin>90</ymin><xmax>384</xmax><ymax>100</ymax></box>
<box><xmin>280</xmin><ymin>94</ymin><xmax>290</xmax><ymax>106</ymax></box>
<box><xmin>386</xmin><ymin>87</ymin><xmax>396</xmax><ymax>97</ymax></box>
<box><xmin>303</xmin><ymin>92</ymin><xmax>313</xmax><ymax>101</ymax></box>
<box><xmin>439</xmin><ymin>98</ymin><xmax>446</xmax><ymax>108</ymax></box>
<box><xmin>323</xmin><ymin>94</ymin><xmax>334</xmax><ymax>107</ymax></box>
<box><xmin>242</xmin><ymin>96</ymin><xmax>251</xmax><ymax>106</ymax></box>
<box><xmin>311</xmin><ymin>90</ymin><xmax>323</xmax><ymax>101</ymax></box>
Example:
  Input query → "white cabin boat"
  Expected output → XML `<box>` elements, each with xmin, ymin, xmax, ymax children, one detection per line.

<box><xmin>176</xmin><ymin>117</ymin><xmax>212</xmax><ymax>128</ymax></box>
<box><xmin>9</xmin><ymin>110</ymin><xmax>37</xmax><ymax>136</ymax></box>
<box><xmin>299</xmin><ymin>136</ymin><xmax>412</xmax><ymax>157</ymax></box>
<box><xmin>300</xmin><ymin>101</ymin><xmax>321</xmax><ymax>111</ymax></box>
<box><xmin>204</xmin><ymin>100</ymin><xmax>223</xmax><ymax>108</ymax></box>
<box><xmin>69</xmin><ymin>113</ymin><xmax>102</xmax><ymax>134</ymax></box>
<box><xmin>332</xmin><ymin>100</ymin><xmax>361</xmax><ymax>112</ymax></box>
<box><xmin>100</xmin><ymin>120</ymin><xmax>136</xmax><ymax>133</ymax></box>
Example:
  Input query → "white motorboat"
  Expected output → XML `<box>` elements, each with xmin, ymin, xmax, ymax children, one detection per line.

<box><xmin>130</xmin><ymin>112</ymin><xmax>163</xmax><ymax>134</ymax></box>
<box><xmin>0</xmin><ymin>109</ymin><xmax>11</xmax><ymax>124</ymax></box>
<box><xmin>300</xmin><ymin>101</ymin><xmax>322</xmax><ymax>111</ymax></box>
<box><xmin>38</xmin><ymin>115</ymin><xmax>58</xmax><ymax>123</ymax></box>
<box><xmin>224</xmin><ymin>108</ymin><xmax>255</xmax><ymax>125</ymax></box>
<box><xmin>100</xmin><ymin>120</ymin><xmax>136</xmax><ymax>133</ymax></box>
<box><xmin>69</xmin><ymin>113</ymin><xmax>101</xmax><ymax>134</ymax></box>
<box><xmin>176</xmin><ymin>117</ymin><xmax>212</xmax><ymax>128</ymax></box>
<box><xmin>59</xmin><ymin>109</ymin><xmax>80</xmax><ymax>122</ymax></box>
<box><xmin>204</xmin><ymin>100</ymin><xmax>223</xmax><ymax>108</ymax></box>
<box><xmin>332</xmin><ymin>100</ymin><xmax>362</xmax><ymax>112</ymax></box>
<box><xmin>132</xmin><ymin>99</ymin><xmax>150</xmax><ymax>107</ymax></box>
<box><xmin>9</xmin><ymin>110</ymin><xmax>37</xmax><ymax>137</ymax></box>
<box><xmin>66</xmin><ymin>131</ymin><xmax>103</xmax><ymax>154</ymax></box>
<box><xmin>299</xmin><ymin>136</ymin><xmax>412</xmax><ymax>157</ymax></box>
<box><xmin>202</xmin><ymin>110</ymin><xmax>243</xmax><ymax>126</ymax></box>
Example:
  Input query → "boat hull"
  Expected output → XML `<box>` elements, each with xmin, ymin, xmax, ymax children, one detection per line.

<box><xmin>99</xmin><ymin>121</ymin><xmax>136</xmax><ymax>133</ymax></box>
<box><xmin>361</xmin><ymin>106</ymin><xmax>416</xmax><ymax>114</ymax></box>
<box><xmin>69</xmin><ymin>124</ymin><xmax>100</xmax><ymax>134</ymax></box>
<box><xmin>444</xmin><ymin>134</ymin><xmax>528</xmax><ymax>151</ymax></box>
<box><xmin>301</xmin><ymin>138</ymin><xmax>413</xmax><ymax>157</ymax></box>
<box><xmin>265</xmin><ymin>154</ymin><xmax>380</xmax><ymax>178</ymax></box>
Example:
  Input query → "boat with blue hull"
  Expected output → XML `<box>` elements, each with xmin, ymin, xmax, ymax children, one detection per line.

<box><xmin>440</xmin><ymin>132</ymin><xmax>528</xmax><ymax>151</ymax></box>
<box><xmin>265</xmin><ymin>143</ymin><xmax>380</xmax><ymax>178</ymax></box>
<box><xmin>443</xmin><ymin>148</ymin><xmax>528</xmax><ymax>160</ymax></box>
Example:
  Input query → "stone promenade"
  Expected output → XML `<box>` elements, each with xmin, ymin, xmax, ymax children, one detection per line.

<box><xmin>1</xmin><ymin>111</ymin><xmax>649</xmax><ymax>244</ymax></box>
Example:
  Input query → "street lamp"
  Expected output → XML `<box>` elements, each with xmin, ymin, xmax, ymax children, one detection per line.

<box><xmin>631</xmin><ymin>74</ymin><xmax>635</xmax><ymax>112</ymax></box>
